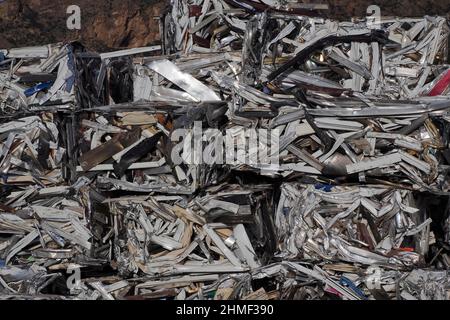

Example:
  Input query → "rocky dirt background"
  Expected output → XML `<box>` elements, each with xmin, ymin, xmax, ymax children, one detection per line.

<box><xmin>0</xmin><ymin>0</ymin><xmax>450</xmax><ymax>51</ymax></box>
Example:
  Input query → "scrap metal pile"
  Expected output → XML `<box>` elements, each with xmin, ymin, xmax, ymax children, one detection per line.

<box><xmin>1</xmin><ymin>0</ymin><xmax>450</xmax><ymax>300</ymax></box>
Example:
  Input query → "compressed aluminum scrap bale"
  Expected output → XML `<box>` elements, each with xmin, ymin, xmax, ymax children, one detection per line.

<box><xmin>0</xmin><ymin>176</ymin><xmax>104</xmax><ymax>297</ymax></box>
<box><xmin>108</xmin><ymin>184</ymin><xmax>274</xmax><ymax>278</ymax></box>
<box><xmin>0</xmin><ymin>114</ymin><xmax>66</xmax><ymax>188</ymax></box>
<box><xmin>0</xmin><ymin>44</ymin><xmax>77</xmax><ymax>115</ymax></box>
<box><xmin>163</xmin><ymin>0</ymin><xmax>450</xmax><ymax>99</ymax></box>
<box><xmin>135</xmin><ymin>58</ymin><xmax>450</xmax><ymax>193</ymax></box>
<box><xmin>275</xmin><ymin>183</ymin><xmax>430</xmax><ymax>266</ymax></box>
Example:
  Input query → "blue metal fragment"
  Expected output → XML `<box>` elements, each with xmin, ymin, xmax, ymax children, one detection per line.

<box><xmin>24</xmin><ymin>81</ymin><xmax>53</xmax><ymax>97</ymax></box>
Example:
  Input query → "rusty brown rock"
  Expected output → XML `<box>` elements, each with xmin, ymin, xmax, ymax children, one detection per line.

<box><xmin>0</xmin><ymin>0</ymin><xmax>165</xmax><ymax>51</ymax></box>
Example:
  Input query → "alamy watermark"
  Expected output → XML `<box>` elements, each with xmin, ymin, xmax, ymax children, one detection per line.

<box><xmin>170</xmin><ymin>122</ymin><xmax>280</xmax><ymax>167</ymax></box>
<box><xmin>66</xmin><ymin>264</ymin><xmax>81</xmax><ymax>290</ymax></box>
<box><xmin>367</xmin><ymin>5</ymin><xmax>381</xmax><ymax>29</ymax></box>
<box><xmin>66</xmin><ymin>5</ymin><xmax>81</xmax><ymax>30</ymax></box>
